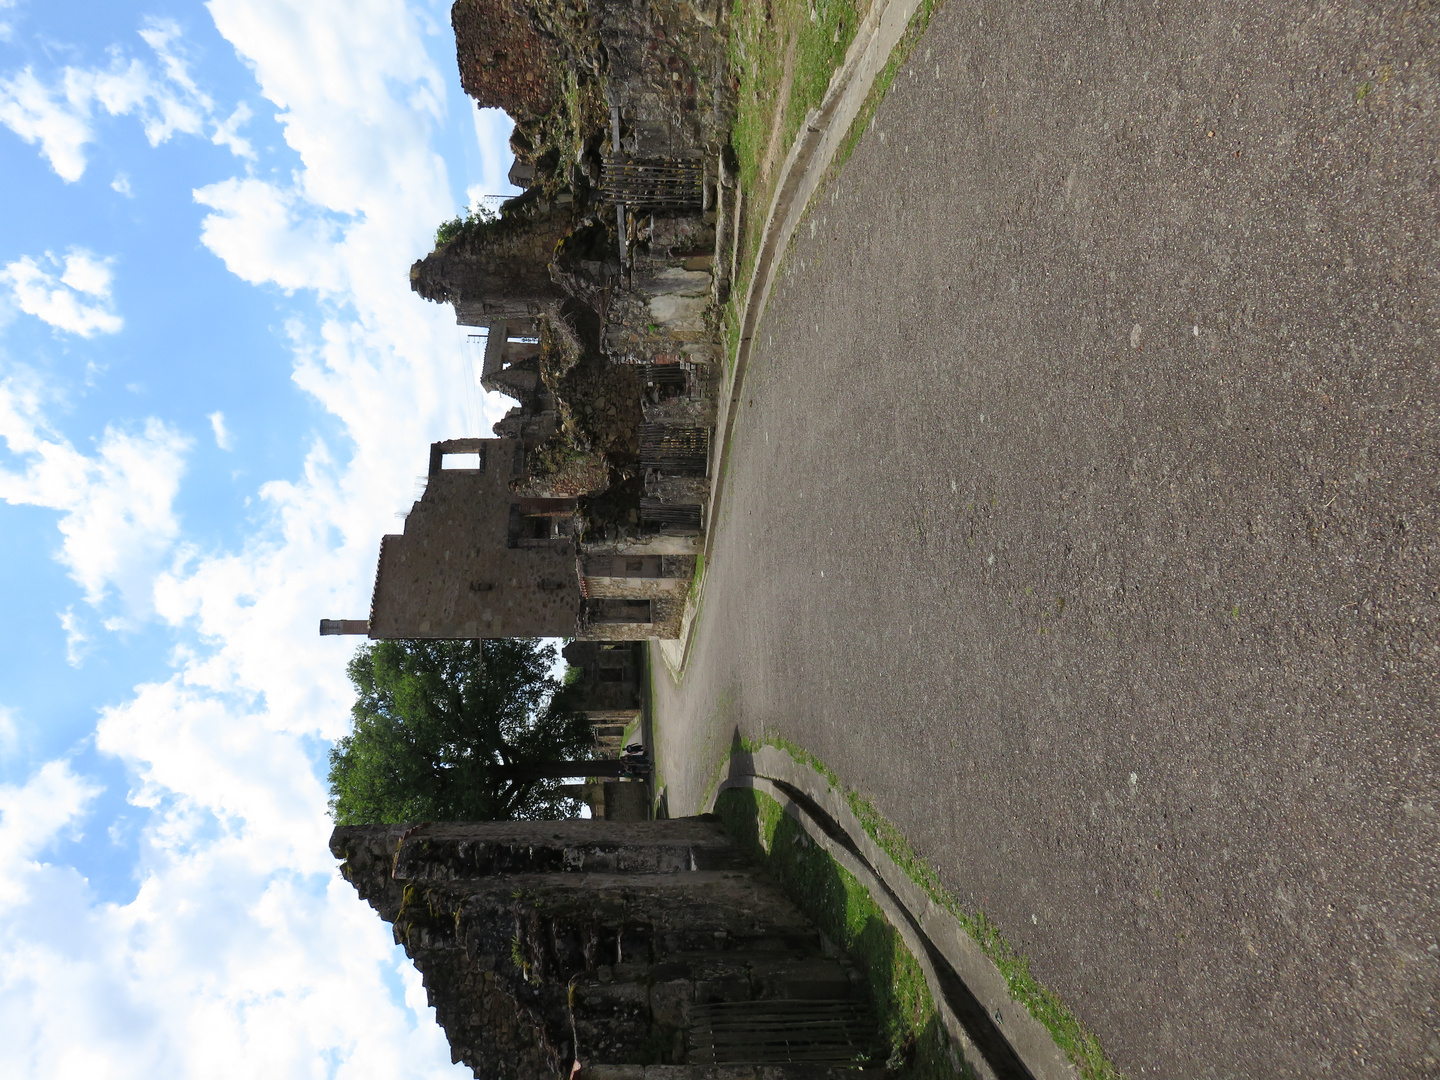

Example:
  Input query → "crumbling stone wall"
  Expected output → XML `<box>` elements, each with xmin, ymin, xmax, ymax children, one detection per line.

<box><xmin>331</xmin><ymin>821</ymin><xmax>877</xmax><ymax>1079</ymax></box>
<box><xmin>595</xmin><ymin>0</ymin><xmax>735</xmax><ymax>157</ymax></box>
<box><xmin>463</xmin><ymin>0</ymin><xmax>734</xmax><ymax>157</ymax></box>
<box><xmin>562</xmin><ymin>640</ymin><xmax>642</xmax><ymax>711</ymax></box>
<box><xmin>411</xmin><ymin>202</ymin><xmax>576</xmax><ymax>317</ymax></box>
<box><xmin>603</xmin><ymin>216</ymin><xmax>720</xmax><ymax>366</ymax></box>
<box><xmin>378</xmin><ymin>2</ymin><xmax>732</xmax><ymax>647</ymax></box>
<box><xmin>453</xmin><ymin>0</ymin><xmax>561</xmax><ymax>120</ymax></box>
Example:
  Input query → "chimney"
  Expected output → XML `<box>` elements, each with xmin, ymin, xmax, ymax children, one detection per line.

<box><xmin>320</xmin><ymin>619</ymin><xmax>370</xmax><ymax>636</ymax></box>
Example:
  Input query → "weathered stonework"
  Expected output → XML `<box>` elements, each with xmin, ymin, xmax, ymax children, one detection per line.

<box><xmin>369</xmin><ymin>439</ymin><xmax>581</xmax><ymax>639</ymax></box>
<box><xmin>338</xmin><ymin>2</ymin><xmax>733</xmax><ymax>645</ymax></box>
<box><xmin>411</xmin><ymin>201</ymin><xmax>575</xmax><ymax>320</ymax></box>
<box><xmin>562</xmin><ymin>640</ymin><xmax>643</xmax><ymax>713</ymax></box>
<box><xmin>602</xmin><ymin>216</ymin><xmax>721</xmax><ymax>367</ymax></box>
<box><xmin>356</xmin><ymin>434</ymin><xmax>696</xmax><ymax>640</ymax></box>
<box><xmin>452</xmin><ymin>0</ymin><xmax>561</xmax><ymax>121</ymax></box>
<box><xmin>331</xmin><ymin>821</ymin><xmax>881</xmax><ymax>1080</ymax></box>
<box><xmin>460</xmin><ymin>0</ymin><xmax>734</xmax><ymax>156</ymax></box>
<box><xmin>580</xmin><ymin>593</ymin><xmax>686</xmax><ymax>641</ymax></box>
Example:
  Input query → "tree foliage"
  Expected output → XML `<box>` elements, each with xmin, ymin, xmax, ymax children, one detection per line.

<box><xmin>327</xmin><ymin>638</ymin><xmax>590</xmax><ymax>824</ymax></box>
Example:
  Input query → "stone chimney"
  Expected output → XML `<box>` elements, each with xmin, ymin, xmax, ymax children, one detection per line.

<box><xmin>319</xmin><ymin>619</ymin><xmax>369</xmax><ymax>636</ymax></box>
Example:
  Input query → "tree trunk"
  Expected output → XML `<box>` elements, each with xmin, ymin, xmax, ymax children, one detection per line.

<box><xmin>497</xmin><ymin>759</ymin><xmax>640</xmax><ymax>782</ymax></box>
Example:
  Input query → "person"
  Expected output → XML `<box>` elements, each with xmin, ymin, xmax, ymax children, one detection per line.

<box><xmin>619</xmin><ymin>742</ymin><xmax>651</xmax><ymax>776</ymax></box>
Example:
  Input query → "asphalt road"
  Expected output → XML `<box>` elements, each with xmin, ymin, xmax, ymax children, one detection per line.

<box><xmin>651</xmin><ymin>1</ymin><xmax>1440</xmax><ymax>1076</ymax></box>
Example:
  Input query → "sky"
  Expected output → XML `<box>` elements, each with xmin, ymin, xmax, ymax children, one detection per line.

<box><xmin>0</xmin><ymin>1</ymin><xmax>523</xmax><ymax>1076</ymax></box>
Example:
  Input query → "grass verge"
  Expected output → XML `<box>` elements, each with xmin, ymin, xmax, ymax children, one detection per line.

<box><xmin>722</xmin><ymin>0</ymin><xmax>863</xmax><ymax>360</ymax></box>
<box><xmin>713</xmin><ymin>737</ymin><xmax>1122</xmax><ymax>1080</ymax></box>
<box><xmin>715</xmin><ymin>786</ymin><xmax>971</xmax><ymax>1079</ymax></box>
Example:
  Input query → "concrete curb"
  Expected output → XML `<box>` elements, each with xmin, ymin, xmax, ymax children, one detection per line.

<box><xmin>658</xmin><ymin>0</ymin><xmax>929</xmax><ymax>680</ymax></box>
<box><xmin>707</xmin><ymin>746</ymin><xmax>1082</xmax><ymax>1080</ymax></box>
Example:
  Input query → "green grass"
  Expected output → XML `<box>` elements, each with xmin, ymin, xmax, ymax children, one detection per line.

<box><xmin>715</xmin><ymin>786</ymin><xmax>970</xmax><ymax>1079</ymax></box>
<box><xmin>722</xmin><ymin>0</ymin><xmax>861</xmax><ymax>347</ymax></box>
<box><xmin>711</xmin><ymin>737</ymin><xmax>1122</xmax><ymax>1080</ymax></box>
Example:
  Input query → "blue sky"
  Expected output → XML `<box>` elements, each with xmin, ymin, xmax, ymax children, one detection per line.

<box><xmin>0</xmin><ymin>1</ymin><xmax>520</xmax><ymax>1075</ymax></box>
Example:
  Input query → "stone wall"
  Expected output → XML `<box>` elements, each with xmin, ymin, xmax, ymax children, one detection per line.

<box><xmin>375</xmin><ymin>2</ymin><xmax>734</xmax><ymax>646</ymax></box>
<box><xmin>596</xmin><ymin>0</ymin><xmax>735</xmax><ymax>158</ymax></box>
<box><xmin>331</xmin><ymin>821</ymin><xmax>880</xmax><ymax>1080</ymax></box>
<box><xmin>603</xmin><ymin>216</ymin><xmax>720</xmax><ymax>366</ymax></box>
<box><xmin>452</xmin><ymin>0</ymin><xmax>561</xmax><ymax>120</ymax></box>
<box><xmin>562</xmin><ymin>640</ymin><xmax>642</xmax><ymax>711</ymax></box>
<box><xmin>369</xmin><ymin>439</ymin><xmax>582</xmax><ymax>639</ymax></box>
<box><xmin>579</xmin><ymin>593</ymin><xmax>685</xmax><ymax>641</ymax></box>
<box><xmin>411</xmin><ymin>201</ymin><xmax>575</xmax><ymax>317</ymax></box>
<box><xmin>454</xmin><ymin>0</ymin><xmax>735</xmax><ymax>157</ymax></box>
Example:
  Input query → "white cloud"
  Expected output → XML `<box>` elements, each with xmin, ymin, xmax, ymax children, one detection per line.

<box><xmin>111</xmin><ymin>173</ymin><xmax>133</xmax><ymax>196</ymax></box>
<box><xmin>1</xmin><ymin>249</ymin><xmax>122</xmax><ymax>336</ymax></box>
<box><xmin>0</xmin><ymin>18</ymin><xmax>252</xmax><ymax>182</ymax></box>
<box><xmin>0</xmin><ymin>759</ymin><xmax>102</xmax><ymax>904</ymax></box>
<box><xmin>59</xmin><ymin>249</ymin><xmax>114</xmax><ymax>296</ymax></box>
<box><xmin>472</xmin><ymin>106</ymin><xmax>519</xmax><ymax>195</ymax></box>
<box><xmin>0</xmin><ymin>706</ymin><xmax>18</xmax><ymax>758</ymax></box>
<box><xmin>194</xmin><ymin>178</ymin><xmax>344</xmax><ymax>294</ymax></box>
<box><xmin>0</xmin><ymin>375</ymin><xmax>190</xmax><ymax>613</ymax></box>
<box><xmin>59</xmin><ymin>607</ymin><xmax>89</xmax><ymax>667</ymax></box>
<box><xmin>0</xmin><ymin>802</ymin><xmax>460</xmax><ymax>1080</ymax></box>
<box><xmin>96</xmin><ymin>681</ymin><xmax>327</xmax><ymax>854</ymax></box>
<box><xmin>208</xmin><ymin>410</ymin><xmax>234</xmax><ymax>451</ymax></box>
<box><xmin>0</xmin><ymin>67</ymin><xmax>92</xmax><ymax>181</ymax></box>
<box><xmin>210</xmin><ymin>101</ymin><xmax>255</xmax><ymax>159</ymax></box>
<box><xmin>0</xmin><ymin>2</ymin><xmax>528</xmax><ymax>1077</ymax></box>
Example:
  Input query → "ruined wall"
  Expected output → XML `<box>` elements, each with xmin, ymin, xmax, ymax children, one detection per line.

<box><xmin>578</xmin><ymin>593</ymin><xmax>685</xmax><ymax>641</ymax></box>
<box><xmin>369</xmin><ymin>438</ymin><xmax>582</xmax><ymax>639</ymax></box>
<box><xmin>642</xmin><ymin>392</ymin><xmax>717</xmax><ymax>427</ymax></box>
<box><xmin>603</xmin><ymin>216</ymin><xmax>720</xmax><ymax>366</ymax></box>
<box><xmin>644</xmin><ymin>475</ymin><xmax>709</xmax><ymax>507</ymax></box>
<box><xmin>452</xmin><ymin>0</ymin><xmax>561</xmax><ymax>120</ymax></box>
<box><xmin>562</xmin><ymin>640</ymin><xmax>642</xmax><ymax>711</ymax></box>
<box><xmin>331</xmin><ymin>821</ymin><xmax>878</xmax><ymax>1080</ymax></box>
<box><xmin>411</xmin><ymin>202</ymin><xmax>576</xmax><ymax>318</ymax></box>
<box><xmin>512</xmin><ymin>451</ymin><xmax>611</xmax><ymax>498</ymax></box>
<box><xmin>477</xmin><ymin>0</ymin><xmax>734</xmax><ymax>157</ymax></box>
<box><xmin>375</xmin><ymin>2</ymin><xmax>734</xmax><ymax>648</ymax></box>
<box><xmin>597</xmin><ymin>0</ymin><xmax>735</xmax><ymax>158</ymax></box>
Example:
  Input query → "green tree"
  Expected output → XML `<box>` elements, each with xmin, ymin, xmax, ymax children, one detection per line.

<box><xmin>327</xmin><ymin>638</ymin><xmax>591</xmax><ymax>824</ymax></box>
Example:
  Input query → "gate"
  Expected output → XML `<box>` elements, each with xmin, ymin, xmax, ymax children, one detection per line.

<box><xmin>641</xmin><ymin>364</ymin><xmax>689</xmax><ymax>398</ymax></box>
<box><xmin>687</xmin><ymin>999</ymin><xmax>880</xmax><ymax>1066</ymax></box>
<box><xmin>639</xmin><ymin>499</ymin><xmax>703</xmax><ymax>535</ymax></box>
<box><xmin>601</xmin><ymin>155</ymin><xmax>705</xmax><ymax>209</ymax></box>
<box><xmin>638</xmin><ymin>424</ymin><xmax>709</xmax><ymax>475</ymax></box>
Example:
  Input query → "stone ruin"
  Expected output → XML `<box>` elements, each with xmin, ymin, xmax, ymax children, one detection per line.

<box><xmin>331</xmin><ymin>819</ymin><xmax>883</xmax><ymax>1080</ymax></box>
<box><xmin>326</xmin><ymin>0</ymin><xmax>741</xmax><ymax>642</ymax></box>
<box><xmin>451</xmin><ymin>0</ymin><xmax>559</xmax><ymax>122</ymax></box>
